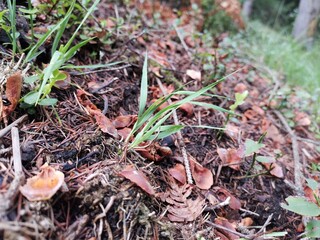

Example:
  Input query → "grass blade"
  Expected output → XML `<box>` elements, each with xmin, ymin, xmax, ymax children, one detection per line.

<box><xmin>138</xmin><ymin>52</ymin><xmax>148</xmax><ymax>117</ymax></box>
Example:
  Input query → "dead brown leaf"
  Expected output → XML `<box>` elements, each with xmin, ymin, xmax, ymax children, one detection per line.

<box><xmin>190</xmin><ymin>158</ymin><xmax>213</xmax><ymax>189</ymax></box>
<box><xmin>119</xmin><ymin>165</ymin><xmax>155</xmax><ymax>196</ymax></box>
<box><xmin>2</xmin><ymin>71</ymin><xmax>22</xmax><ymax>120</ymax></box>
<box><xmin>76</xmin><ymin>90</ymin><xmax>118</xmax><ymax>138</ymax></box>
<box><xmin>112</xmin><ymin>115</ymin><xmax>136</xmax><ymax>129</ymax></box>
<box><xmin>214</xmin><ymin>217</ymin><xmax>240</xmax><ymax>239</ymax></box>
<box><xmin>217</xmin><ymin>146</ymin><xmax>244</xmax><ymax>171</ymax></box>
<box><xmin>213</xmin><ymin>187</ymin><xmax>241</xmax><ymax>210</ymax></box>
<box><xmin>186</xmin><ymin>69</ymin><xmax>201</xmax><ymax>81</ymax></box>
<box><xmin>164</xmin><ymin>181</ymin><xmax>205</xmax><ymax>222</ymax></box>
<box><xmin>168</xmin><ymin>164</ymin><xmax>186</xmax><ymax>185</ymax></box>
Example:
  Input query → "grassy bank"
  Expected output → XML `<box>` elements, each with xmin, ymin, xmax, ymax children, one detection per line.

<box><xmin>235</xmin><ymin>21</ymin><xmax>320</xmax><ymax>119</ymax></box>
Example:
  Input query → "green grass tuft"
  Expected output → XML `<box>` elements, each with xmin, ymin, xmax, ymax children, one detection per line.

<box><xmin>241</xmin><ymin>21</ymin><xmax>320</xmax><ymax>93</ymax></box>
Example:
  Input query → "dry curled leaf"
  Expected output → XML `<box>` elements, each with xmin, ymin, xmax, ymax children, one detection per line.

<box><xmin>2</xmin><ymin>71</ymin><xmax>22</xmax><ymax>120</ymax></box>
<box><xmin>119</xmin><ymin>165</ymin><xmax>155</xmax><ymax>196</ymax></box>
<box><xmin>214</xmin><ymin>217</ymin><xmax>240</xmax><ymax>240</ymax></box>
<box><xmin>76</xmin><ymin>90</ymin><xmax>118</xmax><ymax>138</ymax></box>
<box><xmin>135</xmin><ymin>142</ymin><xmax>172</xmax><ymax>161</ymax></box>
<box><xmin>112</xmin><ymin>115</ymin><xmax>136</xmax><ymax>129</ymax></box>
<box><xmin>164</xmin><ymin>180</ymin><xmax>205</xmax><ymax>222</ymax></box>
<box><xmin>217</xmin><ymin>146</ymin><xmax>244</xmax><ymax>171</ymax></box>
<box><xmin>20</xmin><ymin>163</ymin><xmax>65</xmax><ymax>201</ymax></box>
<box><xmin>117</xmin><ymin>127</ymin><xmax>132</xmax><ymax>140</ymax></box>
<box><xmin>186</xmin><ymin>69</ymin><xmax>201</xmax><ymax>81</ymax></box>
<box><xmin>168</xmin><ymin>164</ymin><xmax>186</xmax><ymax>185</ymax></box>
<box><xmin>213</xmin><ymin>187</ymin><xmax>241</xmax><ymax>210</ymax></box>
<box><xmin>190</xmin><ymin>158</ymin><xmax>213</xmax><ymax>189</ymax></box>
<box><xmin>178</xmin><ymin>102</ymin><xmax>193</xmax><ymax>117</ymax></box>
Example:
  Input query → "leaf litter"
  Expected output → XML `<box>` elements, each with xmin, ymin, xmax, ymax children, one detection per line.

<box><xmin>0</xmin><ymin>0</ymin><xmax>319</xmax><ymax>239</ymax></box>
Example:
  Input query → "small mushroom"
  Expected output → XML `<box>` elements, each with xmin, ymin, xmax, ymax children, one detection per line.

<box><xmin>20</xmin><ymin>163</ymin><xmax>65</xmax><ymax>201</ymax></box>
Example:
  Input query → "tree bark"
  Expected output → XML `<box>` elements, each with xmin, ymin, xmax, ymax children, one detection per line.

<box><xmin>242</xmin><ymin>0</ymin><xmax>254</xmax><ymax>20</ymax></box>
<box><xmin>292</xmin><ymin>0</ymin><xmax>320</xmax><ymax>49</ymax></box>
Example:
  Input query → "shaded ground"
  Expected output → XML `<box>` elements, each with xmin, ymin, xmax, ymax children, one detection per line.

<box><xmin>1</xmin><ymin>1</ymin><xmax>320</xmax><ymax>239</ymax></box>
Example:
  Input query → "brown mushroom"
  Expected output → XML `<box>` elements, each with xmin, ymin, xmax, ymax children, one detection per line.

<box><xmin>20</xmin><ymin>163</ymin><xmax>65</xmax><ymax>201</ymax></box>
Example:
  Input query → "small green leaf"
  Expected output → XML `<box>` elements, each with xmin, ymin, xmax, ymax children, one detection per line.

<box><xmin>306</xmin><ymin>178</ymin><xmax>318</xmax><ymax>191</ymax></box>
<box><xmin>38</xmin><ymin>98</ymin><xmax>58</xmax><ymax>106</ymax></box>
<box><xmin>138</xmin><ymin>52</ymin><xmax>148</xmax><ymax>117</ymax></box>
<box><xmin>24</xmin><ymin>75</ymin><xmax>39</xmax><ymax>84</ymax></box>
<box><xmin>305</xmin><ymin>220</ymin><xmax>320</xmax><ymax>238</ymax></box>
<box><xmin>229</xmin><ymin>90</ymin><xmax>248</xmax><ymax>112</ymax></box>
<box><xmin>263</xmin><ymin>232</ymin><xmax>288</xmax><ymax>237</ymax></box>
<box><xmin>18</xmin><ymin>8</ymin><xmax>38</xmax><ymax>14</ymax></box>
<box><xmin>52</xmin><ymin>70</ymin><xmax>67</xmax><ymax>81</ymax></box>
<box><xmin>245</xmin><ymin>139</ymin><xmax>265</xmax><ymax>156</ymax></box>
<box><xmin>23</xmin><ymin>92</ymin><xmax>39</xmax><ymax>105</ymax></box>
<box><xmin>256</xmin><ymin>156</ymin><xmax>274</xmax><ymax>163</ymax></box>
<box><xmin>281</xmin><ymin>196</ymin><xmax>320</xmax><ymax>217</ymax></box>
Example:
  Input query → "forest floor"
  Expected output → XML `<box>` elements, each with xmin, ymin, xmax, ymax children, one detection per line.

<box><xmin>1</xmin><ymin>1</ymin><xmax>320</xmax><ymax>239</ymax></box>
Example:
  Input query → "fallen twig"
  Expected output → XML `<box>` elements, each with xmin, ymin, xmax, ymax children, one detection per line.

<box><xmin>273</xmin><ymin>110</ymin><xmax>304</xmax><ymax>194</ymax></box>
<box><xmin>0</xmin><ymin>127</ymin><xmax>24</xmax><ymax>219</ymax></box>
<box><xmin>0</xmin><ymin>114</ymin><xmax>28</xmax><ymax>138</ymax></box>
<box><xmin>156</xmin><ymin>78</ymin><xmax>193</xmax><ymax>184</ymax></box>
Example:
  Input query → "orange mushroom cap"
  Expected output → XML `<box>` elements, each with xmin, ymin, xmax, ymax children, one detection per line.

<box><xmin>20</xmin><ymin>163</ymin><xmax>65</xmax><ymax>201</ymax></box>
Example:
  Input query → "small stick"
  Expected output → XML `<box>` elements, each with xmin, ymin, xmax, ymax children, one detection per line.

<box><xmin>69</xmin><ymin>64</ymin><xmax>131</xmax><ymax>76</ymax></box>
<box><xmin>206</xmin><ymin>220</ymin><xmax>252</xmax><ymax>239</ymax></box>
<box><xmin>156</xmin><ymin>78</ymin><xmax>193</xmax><ymax>184</ymax></box>
<box><xmin>173</xmin><ymin>24</ymin><xmax>192</xmax><ymax>59</ymax></box>
<box><xmin>11</xmin><ymin>127</ymin><xmax>23</xmax><ymax>175</ymax></box>
<box><xmin>273</xmin><ymin>110</ymin><xmax>303</xmax><ymax>194</ymax></box>
<box><xmin>0</xmin><ymin>114</ymin><xmax>28</xmax><ymax>138</ymax></box>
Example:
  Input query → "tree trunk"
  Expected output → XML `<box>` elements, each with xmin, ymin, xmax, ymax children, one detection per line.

<box><xmin>242</xmin><ymin>0</ymin><xmax>254</xmax><ymax>20</ymax></box>
<box><xmin>292</xmin><ymin>0</ymin><xmax>320</xmax><ymax>49</ymax></box>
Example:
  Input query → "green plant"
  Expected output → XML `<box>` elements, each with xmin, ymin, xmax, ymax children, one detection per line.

<box><xmin>236</xmin><ymin>21</ymin><xmax>320</xmax><ymax>120</ymax></box>
<box><xmin>21</xmin><ymin>0</ymin><xmax>100</xmax><ymax>106</ymax></box>
<box><xmin>125</xmin><ymin>53</ymin><xmax>234</xmax><ymax>150</ymax></box>
<box><xmin>281</xmin><ymin>178</ymin><xmax>320</xmax><ymax>238</ymax></box>
<box><xmin>201</xmin><ymin>0</ymin><xmax>238</xmax><ymax>36</ymax></box>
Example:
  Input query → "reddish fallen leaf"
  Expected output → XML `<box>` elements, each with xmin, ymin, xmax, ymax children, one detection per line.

<box><xmin>240</xmin><ymin>217</ymin><xmax>254</xmax><ymax>227</ymax></box>
<box><xmin>168</xmin><ymin>164</ymin><xmax>186</xmax><ymax>185</ymax></box>
<box><xmin>190</xmin><ymin>158</ymin><xmax>213</xmax><ymax>190</ymax></box>
<box><xmin>304</xmin><ymin>186</ymin><xmax>319</xmax><ymax>204</ymax></box>
<box><xmin>76</xmin><ymin>90</ymin><xmax>118</xmax><ymax>138</ymax></box>
<box><xmin>213</xmin><ymin>187</ymin><xmax>241</xmax><ymax>210</ymax></box>
<box><xmin>135</xmin><ymin>142</ymin><xmax>172</xmax><ymax>161</ymax></box>
<box><xmin>2</xmin><ymin>71</ymin><xmax>22</xmax><ymax>119</ymax></box>
<box><xmin>164</xmin><ymin>181</ymin><xmax>205</xmax><ymax>222</ymax></box>
<box><xmin>243</xmin><ymin>109</ymin><xmax>260</xmax><ymax>121</ymax></box>
<box><xmin>294</xmin><ymin>111</ymin><xmax>311</xmax><ymax>126</ymax></box>
<box><xmin>150</xmin><ymin>99</ymin><xmax>169</xmax><ymax>112</ymax></box>
<box><xmin>20</xmin><ymin>163</ymin><xmax>65</xmax><ymax>201</ymax></box>
<box><xmin>186</xmin><ymin>69</ymin><xmax>201</xmax><ymax>81</ymax></box>
<box><xmin>224</xmin><ymin>124</ymin><xmax>240</xmax><ymax>141</ymax></box>
<box><xmin>217</xmin><ymin>146</ymin><xmax>244</xmax><ymax>171</ymax></box>
<box><xmin>178</xmin><ymin>102</ymin><xmax>193</xmax><ymax>117</ymax></box>
<box><xmin>234</xmin><ymin>83</ymin><xmax>247</xmax><ymax>93</ymax></box>
<box><xmin>252</xmin><ymin>105</ymin><xmax>265</xmax><ymax>116</ymax></box>
<box><xmin>117</xmin><ymin>127</ymin><xmax>132</xmax><ymax>140</ymax></box>
<box><xmin>112</xmin><ymin>115</ymin><xmax>135</xmax><ymax>129</ymax></box>
<box><xmin>265</xmin><ymin>124</ymin><xmax>285</xmax><ymax>146</ymax></box>
<box><xmin>262</xmin><ymin>161</ymin><xmax>284</xmax><ymax>178</ymax></box>
<box><xmin>119</xmin><ymin>165</ymin><xmax>155</xmax><ymax>196</ymax></box>
<box><xmin>214</xmin><ymin>217</ymin><xmax>240</xmax><ymax>240</ymax></box>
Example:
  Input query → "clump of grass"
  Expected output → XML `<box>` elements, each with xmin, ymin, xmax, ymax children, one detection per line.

<box><xmin>234</xmin><ymin>21</ymin><xmax>320</xmax><ymax>120</ymax></box>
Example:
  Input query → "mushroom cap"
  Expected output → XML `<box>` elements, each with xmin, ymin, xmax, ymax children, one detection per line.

<box><xmin>20</xmin><ymin>163</ymin><xmax>65</xmax><ymax>201</ymax></box>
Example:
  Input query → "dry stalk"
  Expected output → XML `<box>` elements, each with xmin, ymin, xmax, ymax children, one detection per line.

<box><xmin>156</xmin><ymin>78</ymin><xmax>193</xmax><ymax>184</ymax></box>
